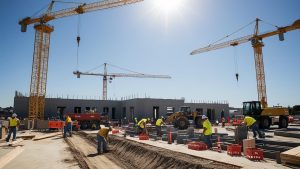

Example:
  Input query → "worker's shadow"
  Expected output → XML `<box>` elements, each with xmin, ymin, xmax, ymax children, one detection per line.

<box><xmin>87</xmin><ymin>153</ymin><xmax>99</xmax><ymax>157</ymax></box>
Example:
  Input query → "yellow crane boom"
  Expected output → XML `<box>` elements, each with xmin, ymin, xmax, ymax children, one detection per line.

<box><xmin>20</xmin><ymin>0</ymin><xmax>143</xmax><ymax>119</ymax></box>
<box><xmin>191</xmin><ymin>18</ymin><xmax>300</xmax><ymax>108</ymax></box>
<box><xmin>19</xmin><ymin>0</ymin><xmax>143</xmax><ymax>32</ymax></box>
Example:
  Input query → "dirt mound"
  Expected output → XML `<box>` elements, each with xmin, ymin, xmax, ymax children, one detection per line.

<box><xmin>109</xmin><ymin>135</ymin><xmax>240</xmax><ymax>169</ymax></box>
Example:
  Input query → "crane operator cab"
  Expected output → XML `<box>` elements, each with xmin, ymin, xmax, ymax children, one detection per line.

<box><xmin>243</xmin><ymin>101</ymin><xmax>289</xmax><ymax>129</ymax></box>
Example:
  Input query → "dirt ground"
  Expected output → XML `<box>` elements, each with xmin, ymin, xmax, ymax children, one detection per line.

<box><xmin>76</xmin><ymin>131</ymin><xmax>240</xmax><ymax>169</ymax></box>
<box><xmin>65</xmin><ymin>133</ymin><xmax>133</xmax><ymax>169</ymax></box>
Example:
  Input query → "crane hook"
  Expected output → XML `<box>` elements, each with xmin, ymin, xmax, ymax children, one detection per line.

<box><xmin>235</xmin><ymin>73</ymin><xmax>239</xmax><ymax>82</ymax></box>
<box><xmin>77</xmin><ymin>36</ymin><xmax>80</xmax><ymax>47</ymax></box>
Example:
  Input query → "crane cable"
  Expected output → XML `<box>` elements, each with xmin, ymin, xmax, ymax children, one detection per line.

<box><xmin>76</xmin><ymin>14</ymin><xmax>81</xmax><ymax>70</ymax></box>
<box><xmin>233</xmin><ymin>46</ymin><xmax>239</xmax><ymax>82</ymax></box>
<box><xmin>210</xmin><ymin>20</ymin><xmax>256</xmax><ymax>45</ymax></box>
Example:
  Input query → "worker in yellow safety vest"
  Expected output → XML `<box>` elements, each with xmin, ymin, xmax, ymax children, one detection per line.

<box><xmin>97</xmin><ymin>125</ymin><xmax>111</xmax><ymax>155</ymax></box>
<box><xmin>202</xmin><ymin>115</ymin><xmax>212</xmax><ymax>149</ymax></box>
<box><xmin>243</xmin><ymin>116</ymin><xmax>262</xmax><ymax>139</ymax></box>
<box><xmin>6</xmin><ymin>113</ymin><xmax>20</xmax><ymax>144</ymax></box>
<box><xmin>64</xmin><ymin>115</ymin><xmax>72</xmax><ymax>138</ymax></box>
<box><xmin>137</xmin><ymin>118</ymin><xmax>150</xmax><ymax>134</ymax></box>
<box><xmin>155</xmin><ymin>117</ymin><xmax>165</xmax><ymax>137</ymax></box>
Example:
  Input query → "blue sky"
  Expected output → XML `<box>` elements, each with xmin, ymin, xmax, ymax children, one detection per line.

<box><xmin>0</xmin><ymin>0</ymin><xmax>299</xmax><ymax>108</ymax></box>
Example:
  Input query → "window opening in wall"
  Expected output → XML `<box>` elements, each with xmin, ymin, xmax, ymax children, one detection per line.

<box><xmin>153</xmin><ymin>106</ymin><xmax>159</xmax><ymax>120</ymax></box>
<box><xmin>112</xmin><ymin>107</ymin><xmax>116</xmax><ymax>119</ymax></box>
<box><xmin>103</xmin><ymin>107</ymin><xmax>109</xmax><ymax>116</ymax></box>
<box><xmin>196</xmin><ymin>108</ymin><xmax>203</xmax><ymax>115</ymax></box>
<box><xmin>122</xmin><ymin>107</ymin><xmax>126</xmax><ymax>118</ymax></box>
<box><xmin>207</xmin><ymin>109</ymin><xmax>212</xmax><ymax>120</ymax></box>
<box><xmin>74</xmin><ymin>107</ymin><xmax>81</xmax><ymax>114</ymax></box>
<box><xmin>57</xmin><ymin>107</ymin><xmax>65</xmax><ymax>120</ymax></box>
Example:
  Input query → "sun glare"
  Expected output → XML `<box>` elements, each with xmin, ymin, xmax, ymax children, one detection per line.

<box><xmin>152</xmin><ymin>0</ymin><xmax>184</xmax><ymax>14</ymax></box>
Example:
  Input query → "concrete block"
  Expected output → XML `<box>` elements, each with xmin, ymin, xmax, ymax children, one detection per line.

<box><xmin>187</xmin><ymin>127</ymin><xmax>194</xmax><ymax>138</ymax></box>
<box><xmin>235</xmin><ymin>126</ymin><xmax>248</xmax><ymax>144</ymax></box>
<box><xmin>243</xmin><ymin>138</ymin><xmax>255</xmax><ymax>155</ymax></box>
<box><xmin>177</xmin><ymin>130</ymin><xmax>188</xmax><ymax>134</ymax></box>
<box><xmin>177</xmin><ymin>134</ymin><xmax>189</xmax><ymax>144</ymax></box>
<box><xmin>36</xmin><ymin>120</ymin><xmax>49</xmax><ymax>130</ymax></box>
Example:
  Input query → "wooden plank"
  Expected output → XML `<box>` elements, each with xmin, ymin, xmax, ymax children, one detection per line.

<box><xmin>33</xmin><ymin>132</ymin><xmax>61</xmax><ymax>141</ymax></box>
<box><xmin>0</xmin><ymin>146</ymin><xmax>24</xmax><ymax>168</ymax></box>
<box><xmin>280</xmin><ymin>146</ymin><xmax>300</xmax><ymax>166</ymax></box>
<box><xmin>16</xmin><ymin>135</ymin><xmax>36</xmax><ymax>140</ymax></box>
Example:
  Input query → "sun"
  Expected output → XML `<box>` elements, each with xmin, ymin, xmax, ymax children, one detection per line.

<box><xmin>152</xmin><ymin>0</ymin><xmax>184</xmax><ymax>14</ymax></box>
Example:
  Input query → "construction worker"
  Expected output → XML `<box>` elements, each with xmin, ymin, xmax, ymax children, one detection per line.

<box><xmin>242</xmin><ymin>116</ymin><xmax>262</xmax><ymax>138</ymax></box>
<box><xmin>64</xmin><ymin>115</ymin><xmax>72</xmax><ymax>138</ymax></box>
<box><xmin>137</xmin><ymin>118</ymin><xmax>149</xmax><ymax>134</ymax></box>
<box><xmin>202</xmin><ymin>115</ymin><xmax>212</xmax><ymax>149</ymax></box>
<box><xmin>155</xmin><ymin>117</ymin><xmax>165</xmax><ymax>137</ymax></box>
<box><xmin>97</xmin><ymin>125</ymin><xmax>110</xmax><ymax>155</ymax></box>
<box><xmin>6</xmin><ymin>113</ymin><xmax>20</xmax><ymax>144</ymax></box>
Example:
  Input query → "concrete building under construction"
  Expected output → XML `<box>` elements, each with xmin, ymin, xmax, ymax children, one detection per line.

<box><xmin>13</xmin><ymin>93</ymin><xmax>229</xmax><ymax>121</ymax></box>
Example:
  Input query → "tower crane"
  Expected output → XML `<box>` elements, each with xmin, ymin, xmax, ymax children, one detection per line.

<box><xmin>73</xmin><ymin>63</ymin><xmax>171</xmax><ymax>100</ymax></box>
<box><xmin>19</xmin><ymin>0</ymin><xmax>143</xmax><ymax>120</ymax></box>
<box><xmin>190</xmin><ymin>18</ymin><xmax>300</xmax><ymax>129</ymax></box>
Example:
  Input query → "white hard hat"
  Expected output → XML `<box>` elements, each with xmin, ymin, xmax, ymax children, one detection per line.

<box><xmin>12</xmin><ymin>113</ymin><xmax>17</xmax><ymax>117</ymax></box>
<box><xmin>202</xmin><ymin>115</ymin><xmax>208</xmax><ymax>119</ymax></box>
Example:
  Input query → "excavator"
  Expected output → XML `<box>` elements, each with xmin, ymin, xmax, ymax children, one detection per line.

<box><xmin>191</xmin><ymin>18</ymin><xmax>300</xmax><ymax>129</ymax></box>
<box><xmin>165</xmin><ymin>106</ymin><xmax>202</xmax><ymax>130</ymax></box>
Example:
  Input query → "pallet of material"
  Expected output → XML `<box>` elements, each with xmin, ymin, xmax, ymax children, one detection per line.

<box><xmin>280</xmin><ymin>146</ymin><xmax>300</xmax><ymax>166</ymax></box>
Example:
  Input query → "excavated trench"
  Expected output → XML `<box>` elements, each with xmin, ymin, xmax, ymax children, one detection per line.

<box><xmin>76</xmin><ymin>132</ymin><xmax>241</xmax><ymax>169</ymax></box>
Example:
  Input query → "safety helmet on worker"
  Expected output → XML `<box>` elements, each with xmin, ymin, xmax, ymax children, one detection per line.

<box><xmin>202</xmin><ymin>115</ymin><xmax>208</xmax><ymax>119</ymax></box>
<box><xmin>12</xmin><ymin>113</ymin><xmax>17</xmax><ymax>117</ymax></box>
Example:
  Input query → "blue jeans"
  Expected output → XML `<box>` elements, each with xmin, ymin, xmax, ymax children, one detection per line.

<box><xmin>203</xmin><ymin>135</ymin><xmax>212</xmax><ymax>148</ymax></box>
<box><xmin>97</xmin><ymin>135</ymin><xmax>107</xmax><ymax>154</ymax></box>
<box><xmin>156</xmin><ymin>126</ymin><xmax>162</xmax><ymax>136</ymax></box>
<box><xmin>6</xmin><ymin>127</ymin><xmax>17</xmax><ymax>142</ymax></box>
<box><xmin>64</xmin><ymin>123</ymin><xmax>72</xmax><ymax>138</ymax></box>
<box><xmin>251</xmin><ymin>123</ymin><xmax>262</xmax><ymax>138</ymax></box>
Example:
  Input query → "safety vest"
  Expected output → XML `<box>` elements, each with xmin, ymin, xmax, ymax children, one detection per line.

<box><xmin>98</xmin><ymin>128</ymin><xmax>110</xmax><ymax>141</ymax></box>
<box><xmin>155</xmin><ymin>118</ymin><xmax>163</xmax><ymax>126</ymax></box>
<box><xmin>66</xmin><ymin>116</ymin><xmax>72</xmax><ymax>123</ymax></box>
<box><xmin>9</xmin><ymin>118</ymin><xmax>18</xmax><ymax>127</ymax></box>
<box><xmin>243</xmin><ymin>116</ymin><xmax>256</xmax><ymax>127</ymax></box>
<box><xmin>137</xmin><ymin>119</ymin><xmax>147</xmax><ymax>128</ymax></box>
<box><xmin>203</xmin><ymin>119</ymin><xmax>212</xmax><ymax>135</ymax></box>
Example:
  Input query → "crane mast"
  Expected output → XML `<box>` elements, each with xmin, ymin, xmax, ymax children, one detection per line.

<box><xmin>191</xmin><ymin>18</ymin><xmax>300</xmax><ymax>108</ymax></box>
<box><xmin>20</xmin><ymin>0</ymin><xmax>143</xmax><ymax>119</ymax></box>
<box><xmin>252</xmin><ymin>18</ymin><xmax>267</xmax><ymax>108</ymax></box>
<box><xmin>73</xmin><ymin>63</ymin><xmax>171</xmax><ymax>100</ymax></box>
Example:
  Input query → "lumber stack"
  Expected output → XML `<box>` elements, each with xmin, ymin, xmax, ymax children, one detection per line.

<box><xmin>280</xmin><ymin>146</ymin><xmax>300</xmax><ymax>166</ymax></box>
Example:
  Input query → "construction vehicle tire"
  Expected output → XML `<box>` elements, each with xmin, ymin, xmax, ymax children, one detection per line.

<box><xmin>176</xmin><ymin>116</ymin><xmax>189</xmax><ymax>130</ymax></box>
<box><xmin>279</xmin><ymin>116</ymin><xmax>288</xmax><ymax>128</ymax></box>
<box><xmin>195</xmin><ymin>117</ymin><xmax>203</xmax><ymax>128</ymax></box>
<box><xmin>260</xmin><ymin>117</ymin><xmax>270</xmax><ymax>129</ymax></box>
